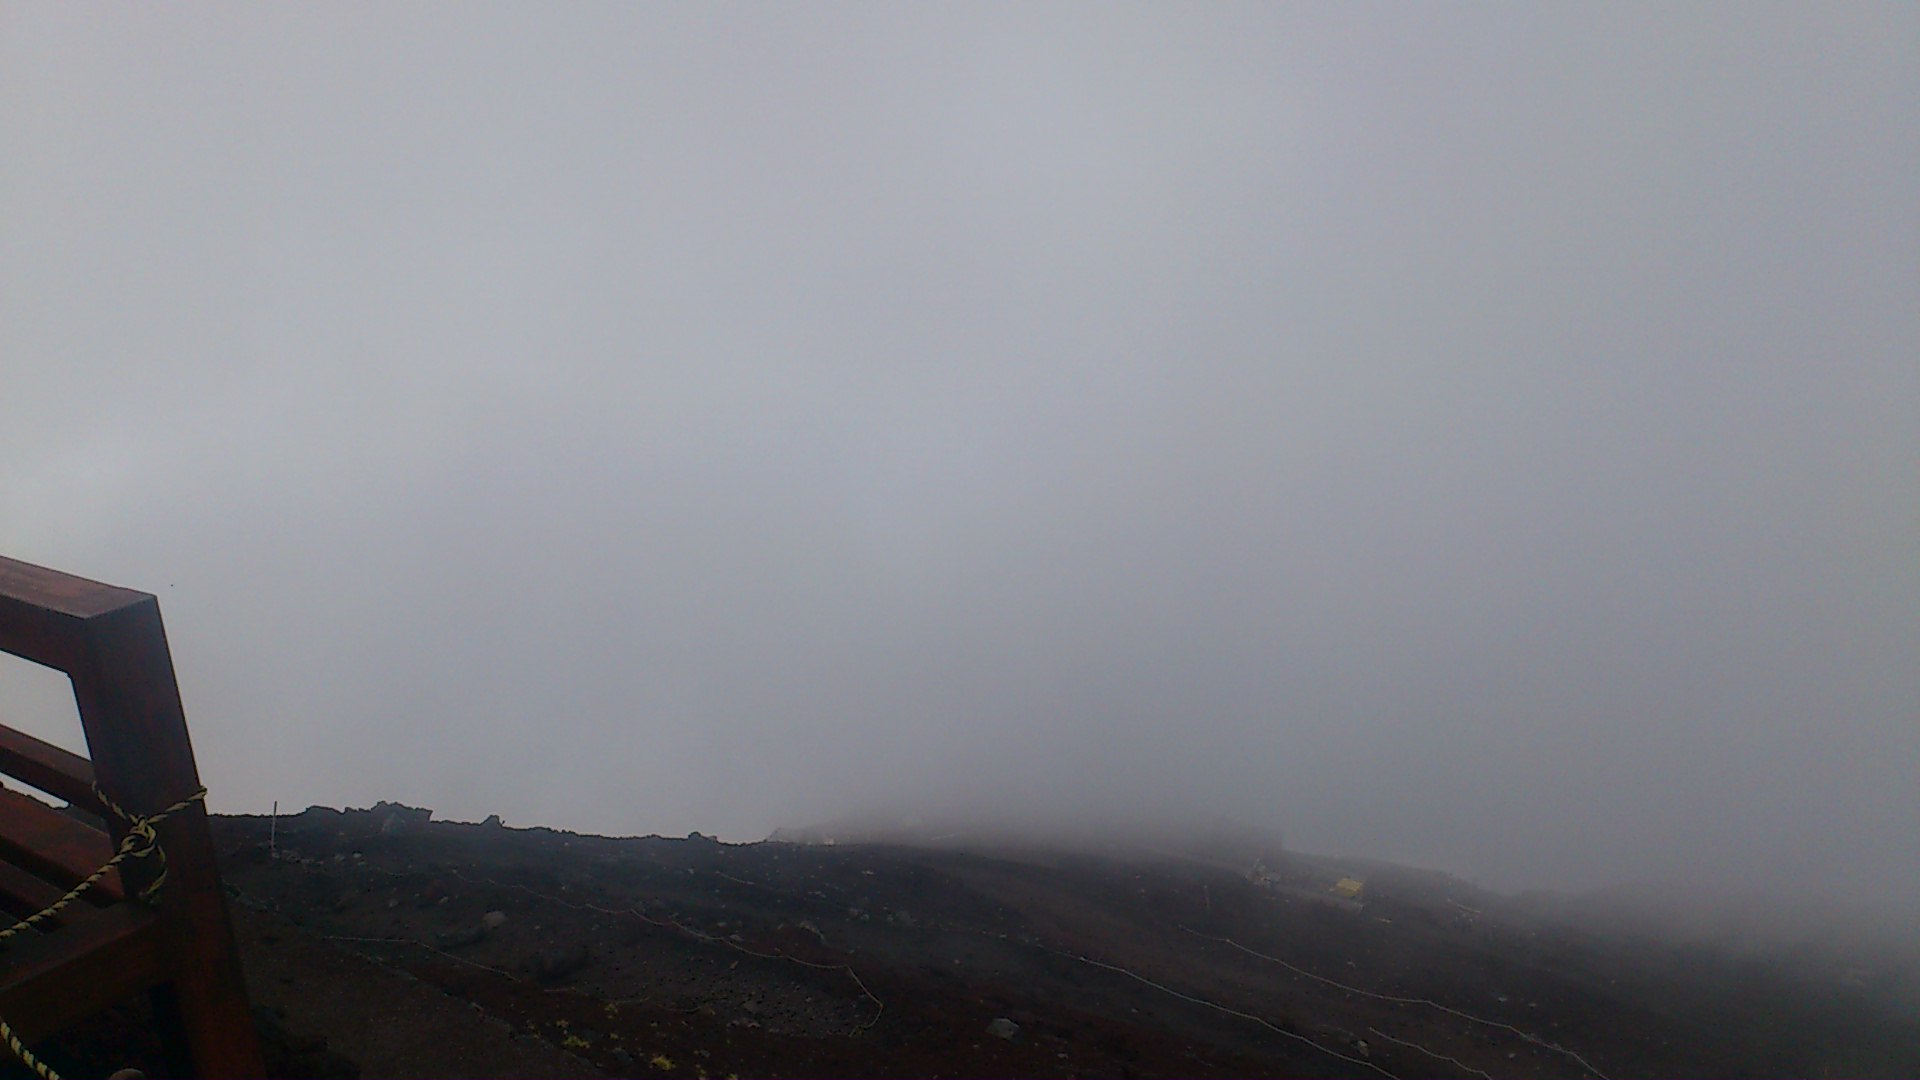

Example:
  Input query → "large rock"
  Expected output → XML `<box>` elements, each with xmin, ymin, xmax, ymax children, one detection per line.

<box><xmin>373</xmin><ymin>802</ymin><xmax>433</xmax><ymax>835</ymax></box>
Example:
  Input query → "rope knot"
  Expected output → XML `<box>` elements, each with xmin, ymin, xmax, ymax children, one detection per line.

<box><xmin>0</xmin><ymin>784</ymin><xmax>209</xmax><ymax>1080</ymax></box>
<box><xmin>90</xmin><ymin>784</ymin><xmax>206</xmax><ymax>903</ymax></box>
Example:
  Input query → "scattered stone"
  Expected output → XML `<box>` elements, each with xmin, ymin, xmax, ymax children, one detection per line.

<box><xmin>436</xmin><ymin>925</ymin><xmax>488</xmax><ymax>949</ymax></box>
<box><xmin>528</xmin><ymin>942</ymin><xmax>591</xmax><ymax>983</ymax></box>
<box><xmin>482</xmin><ymin>910</ymin><xmax>509</xmax><ymax>929</ymax></box>
<box><xmin>988</xmin><ymin>1018</ymin><xmax>1020</xmax><ymax>1040</ymax></box>
<box><xmin>253</xmin><ymin>1003</ymin><xmax>359</xmax><ymax>1079</ymax></box>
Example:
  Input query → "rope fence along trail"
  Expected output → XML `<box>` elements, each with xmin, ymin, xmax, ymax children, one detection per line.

<box><xmin>1029</xmin><ymin>939</ymin><xmax>1400</xmax><ymax>1079</ymax></box>
<box><xmin>1180</xmin><ymin>925</ymin><xmax>1610</xmax><ymax>1080</ymax></box>
<box><xmin>646</xmin><ymin>860</ymin><xmax>1446</xmax><ymax>1079</ymax></box>
<box><xmin>0</xmin><ymin>786</ymin><xmax>207</xmax><ymax>1080</ymax></box>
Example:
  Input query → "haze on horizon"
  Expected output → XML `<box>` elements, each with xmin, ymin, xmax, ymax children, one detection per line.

<box><xmin>3</xmin><ymin>6</ymin><xmax>1915</xmax><ymax>931</ymax></box>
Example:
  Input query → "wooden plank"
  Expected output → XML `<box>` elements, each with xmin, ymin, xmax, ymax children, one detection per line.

<box><xmin>73</xmin><ymin>600</ymin><xmax>268</xmax><ymax>1076</ymax></box>
<box><xmin>0</xmin><ymin>786</ymin><xmax>123</xmax><ymax>903</ymax></box>
<box><xmin>0</xmin><ymin>557</ymin><xmax>265</xmax><ymax>1075</ymax></box>
<box><xmin>0</xmin><ymin>902</ymin><xmax>165</xmax><ymax>1043</ymax></box>
<box><xmin>0</xmin><ymin>858</ymin><xmax>69</xmax><ymax>921</ymax></box>
<box><xmin>67</xmin><ymin>602</ymin><xmax>197</xmax><ymax>908</ymax></box>
<box><xmin>0</xmin><ymin>556</ymin><xmax>146</xmax><ymax>622</ymax></box>
<box><xmin>0</xmin><ymin>723</ymin><xmax>99</xmax><ymax>812</ymax></box>
<box><xmin>0</xmin><ymin>556</ymin><xmax>148</xmax><ymax>671</ymax></box>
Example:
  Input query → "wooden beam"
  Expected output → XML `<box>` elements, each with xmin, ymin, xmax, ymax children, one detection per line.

<box><xmin>0</xmin><ymin>723</ymin><xmax>99</xmax><ymax>812</ymax></box>
<box><xmin>0</xmin><ymin>786</ymin><xmax>122</xmax><ymax>905</ymax></box>
<box><xmin>0</xmin><ymin>903</ymin><xmax>166</xmax><ymax>1043</ymax></box>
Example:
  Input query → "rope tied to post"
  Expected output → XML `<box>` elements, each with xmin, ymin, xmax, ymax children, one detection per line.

<box><xmin>0</xmin><ymin>784</ymin><xmax>208</xmax><ymax>1080</ymax></box>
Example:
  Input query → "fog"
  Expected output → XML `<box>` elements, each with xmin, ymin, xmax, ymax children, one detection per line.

<box><xmin>3</xmin><ymin>6</ymin><xmax>1915</xmax><ymax>929</ymax></box>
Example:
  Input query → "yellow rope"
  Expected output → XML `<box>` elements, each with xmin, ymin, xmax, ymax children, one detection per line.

<box><xmin>0</xmin><ymin>785</ymin><xmax>207</xmax><ymax>1080</ymax></box>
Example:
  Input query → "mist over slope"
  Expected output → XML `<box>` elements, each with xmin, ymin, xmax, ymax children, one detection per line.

<box><xmin>1</xmin><ymin>3</ymin><xmax>1914</xmax><ymax>947</ymax></box>
<box><xmin>176</xmin><ymin>803</ymin><xmax>1920</xmax><ymax>1079</ymax></box>
<box><xmin>768</xmin><ymin>803</ymin><xmax>1920</xmax><ymax>972</ymax></box>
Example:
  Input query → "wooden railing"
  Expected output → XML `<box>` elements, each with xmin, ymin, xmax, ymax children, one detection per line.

<box><xmin>0</xmin><ymin>555</ymin><xmax>262</xmax><ymax>1078</ymax></box>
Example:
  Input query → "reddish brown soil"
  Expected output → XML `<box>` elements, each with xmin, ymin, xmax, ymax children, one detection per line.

<box><xmin>10</xmin><ymin>805</ymin><xmax>1917</xmax><ymax>1079</ymax></box>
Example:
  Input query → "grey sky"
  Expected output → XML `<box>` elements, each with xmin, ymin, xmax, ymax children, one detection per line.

<box><xmin>3</xmin><ymin>5</ymin><xmax>1915</xmax><ymax>911</ymax></box>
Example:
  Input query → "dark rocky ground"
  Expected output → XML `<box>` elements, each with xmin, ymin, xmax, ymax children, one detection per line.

<box><xmin>13</xmin><ymin>803</ymin><xmax>1919</xmax><ymax>1079</ymax></box>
